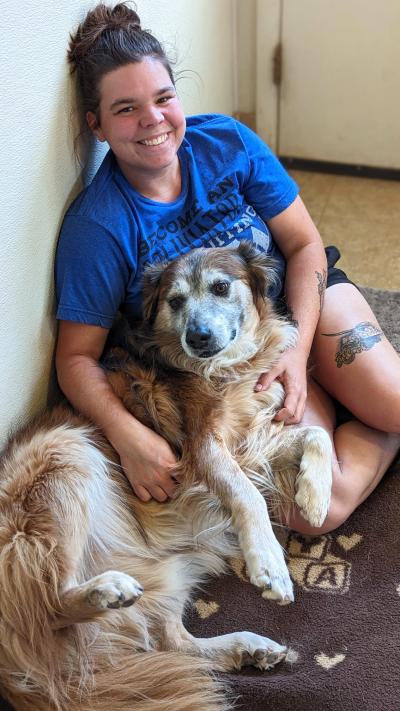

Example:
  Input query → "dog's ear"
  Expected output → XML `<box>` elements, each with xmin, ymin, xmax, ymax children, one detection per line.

<box><xmin>142</xmin><ymin>262</ymin><xmax>168</xmax><ymax>326</ymax></box>
<box><xmin>236</xmin><ymin>241</ymin><xmax>278</xmax><ymax>304</ymax></box>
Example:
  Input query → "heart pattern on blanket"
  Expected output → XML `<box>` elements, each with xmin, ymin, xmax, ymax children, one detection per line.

<box><xmin>315</xmin><ymin>652</ymin><xmax>346</xmax><ymax>670</ymax></box>
<box><xmin>337</xmin><ymin>533</ymin><xmax>363</xmax><ymax>551</ymax></box>
<box><xmin>229</xmin><ymin>557</ymin><xmax>248</xmax><ymax>582</ymax></box>
<box><xmin>194</xmin><ymin>599</ymin><xmax>220</xmax><ymax>619</ymax></box>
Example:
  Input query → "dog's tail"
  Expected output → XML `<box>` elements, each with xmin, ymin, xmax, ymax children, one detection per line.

<box><xmin>0</xmin><ymin>499</ymin><xmax>70</xmax><ymax>710</ymax></box>
<box><xmin>72</xmin><ymin>649</ymin><xmax>231</xmax><ymax>711</ymax></box>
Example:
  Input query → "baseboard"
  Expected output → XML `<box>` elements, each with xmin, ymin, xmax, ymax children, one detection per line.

<box><xmin>279</xmin><ymin>156</ymin><xmax>400</xmax><ymax>181</ymax></box>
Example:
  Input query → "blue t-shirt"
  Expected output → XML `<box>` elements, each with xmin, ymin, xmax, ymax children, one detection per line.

<box><xmin>55</xmin><ymin>114</ymin><xmax>299</xmax><ymax>328</ymax></box>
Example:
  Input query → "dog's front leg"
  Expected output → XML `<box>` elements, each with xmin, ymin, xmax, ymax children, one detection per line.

<box><xmin>294</xmin><ymin>426</ymin><xmax>333</xmax><ymax>527</ymax></box>
<box><xmin>276</xmin><ymin>425</ymin><xmax>333</xmax><ymax>527</ymax></box>
<box><xmin>189</xmin><ymin>435</ymin><xmax>294</xmax><ymax>604</ymax></box>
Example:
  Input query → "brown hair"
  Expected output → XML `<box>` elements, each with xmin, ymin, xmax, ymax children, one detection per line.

<box><xmin>68</xmin><ymin>2</ymin><xmax>175</xmax><ymax>123</ymax></box>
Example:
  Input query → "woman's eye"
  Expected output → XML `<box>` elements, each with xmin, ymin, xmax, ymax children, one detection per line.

<box><xmin>158</xmin><ymin>94</ymin><xmax>174</xmax><ymax>104</ymax></box>
<box><xmin>212</xmin><ymin>281</ymin><xmax>230</xmax><ymax>296</ymax></box>
<box><xmin>168</xmin><ymin>296</ymin><xmax>185</xmax><ymax>311</ymax></box>
<box><xmin>117</xmin><ymin>106</ymin><xmax>134</xmax><ymax>114</ymax></box>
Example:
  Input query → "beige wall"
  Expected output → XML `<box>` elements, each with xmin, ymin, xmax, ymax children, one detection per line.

<box><xmin>0</xmin><ymin>0</ymin><xmax>235</xmax><ymax>445</ymax></box>
<box><xmin>235</xmin><ymin>0</ymin><xmax>256</xmax><ymax>114</ymax></box>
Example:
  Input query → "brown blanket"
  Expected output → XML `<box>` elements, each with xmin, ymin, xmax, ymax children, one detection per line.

<box><xmin>185</xmin><ymin>286</ymin><xmax>400</xmax><ymax>710</ymax></box>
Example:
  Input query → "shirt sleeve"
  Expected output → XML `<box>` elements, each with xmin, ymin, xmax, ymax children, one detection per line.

<box><xmin>55</xmin><ymin>214</ymin><xmax>131</xmax><ymax>328</ymax></box>
<box><xmin>234</xmin><ymin>121</ymin><xmax>299</xmax><ymax>220</ymax></box>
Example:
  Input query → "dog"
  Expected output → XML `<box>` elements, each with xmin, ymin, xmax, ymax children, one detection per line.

<box><xmin>0</xmin><ymin>243</ymin><xmax>332</xmax><ymax>711</ymax></box>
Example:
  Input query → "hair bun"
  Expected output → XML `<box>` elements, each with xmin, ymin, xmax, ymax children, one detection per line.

<box><xmin>68</xmin><ymin>3</ymin><xmax>142</xmax><ymax>71</ymax></box>
<box><xmin>67</xmin><ymin>0</ymin><xmax>175</xmax><ymax>132</ymax></box>
<box><xmin>110</xmin><ymin>2</ymin><xmax>141</xmax><ymax>31</ymax></box>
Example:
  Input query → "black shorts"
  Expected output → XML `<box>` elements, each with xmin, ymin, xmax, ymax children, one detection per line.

<box><xmin>325</xmin><ymin>245</ymin><xmax>355</xmax><ymax>289</ymax></box>
<box><xmin>274</xmin><ymin>244</ymin><xmax>355</xmax><ymax>315</ymax></box>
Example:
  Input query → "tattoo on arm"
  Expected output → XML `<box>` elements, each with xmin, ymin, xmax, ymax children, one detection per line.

<box><xmin>286</xmin><ymin>307</ymin><xmax>299</xmax><ymax>329</ymax></box>
<box><xmin>322</xmin><ymin>321</ymin><xmax>383</xmax><ymax>368</ymax></box>
<box><xmin>315</xmin><ymin>269</ymin><xmax>327</xmax><ymax>313</ymax></box>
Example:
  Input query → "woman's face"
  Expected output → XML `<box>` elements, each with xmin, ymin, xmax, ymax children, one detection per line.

<box><xmin>87</xmin><ymin>58</ymin><xmax>186</xmax><ymax>185</ymax></box>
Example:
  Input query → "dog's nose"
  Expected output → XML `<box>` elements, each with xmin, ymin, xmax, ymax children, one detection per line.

<box><xmin>186</xmin><ymin>325</ymin><xmax>212</xmax><ymax>350</ymax></box>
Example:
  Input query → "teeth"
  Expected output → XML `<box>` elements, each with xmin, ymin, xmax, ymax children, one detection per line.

<box><xmin>140</xmin><ymin>133</ymin><xmax>168</xmax><ymax>146</ymax></box>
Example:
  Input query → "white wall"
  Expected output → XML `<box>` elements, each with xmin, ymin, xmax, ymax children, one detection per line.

<box><xmin>0</xmin><ymin>0</ymin><xmax>235</xmax><ymax>445</ymax></box>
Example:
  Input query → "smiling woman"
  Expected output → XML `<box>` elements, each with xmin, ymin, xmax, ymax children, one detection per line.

<box><xmin>55</xmin><ymin>2</ymin><xmax>400</xmax><ymax>527</ymax></box>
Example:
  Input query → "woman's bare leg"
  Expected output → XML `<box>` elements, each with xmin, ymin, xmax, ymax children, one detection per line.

<box><xmin>283</xmin><ymin>383</ymin><xmax>400</xmax><ymax>535</ymax></box>
<box><xmin>285</xmin><ymin>282</ymin><xmax>400</xmax><ymax>534</ymax></box>
<box><xmin>312</xmin><ymin>283</ymin><xmax>400</xmax><ymax>432</ymax></box>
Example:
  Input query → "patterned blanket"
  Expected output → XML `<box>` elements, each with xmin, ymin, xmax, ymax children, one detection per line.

<box><xmin>186</xmin><ymin>286</ymin><xmax>400</xmax><ymax>711</ymax></box>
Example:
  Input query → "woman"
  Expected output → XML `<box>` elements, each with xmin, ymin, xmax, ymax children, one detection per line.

<box><xmin>56</xmin><ymin>2</ymin><xmax>400</xmax><ymax>532</ymax></box>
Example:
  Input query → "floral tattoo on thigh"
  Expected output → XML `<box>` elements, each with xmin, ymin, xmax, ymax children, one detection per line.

<box><xmin>322</xmin><ymin>321</ymin><xmax>384</xmax><ymax>368</ymax></box>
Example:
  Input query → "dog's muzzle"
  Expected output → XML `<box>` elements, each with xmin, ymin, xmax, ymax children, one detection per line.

<box><xmin>185</xmin><ymin>320</ymin><xmax>237</xmax><ymax>358</ymax></box>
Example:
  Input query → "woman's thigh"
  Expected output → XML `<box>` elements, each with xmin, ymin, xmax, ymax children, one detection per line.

<box><xmin>310</xmin><ymin>283</ymin><xmax>400</xmax><ymax>433</ymax></box>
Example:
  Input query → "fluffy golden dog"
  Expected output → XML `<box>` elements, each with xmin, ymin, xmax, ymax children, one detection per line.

<box><xmin>0</xmin><ymin>244</ymin><xmax>332</xmax><ymax>711</ymax></box>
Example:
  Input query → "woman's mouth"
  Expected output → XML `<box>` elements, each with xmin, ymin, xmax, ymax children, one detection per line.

<box><xmin>138</xmin><ymin>133</ymin><xmax>169</xmax><ymax>146</ymax></box>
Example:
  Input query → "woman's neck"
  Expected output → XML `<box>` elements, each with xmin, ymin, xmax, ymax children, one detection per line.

<box><xmin>119</xmin><ymin>157</ymin><xmax>182</xmax><ymax>203</ymax></box>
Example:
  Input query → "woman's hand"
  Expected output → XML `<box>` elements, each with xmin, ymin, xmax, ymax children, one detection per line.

<box><xmin>117</xmin><ymin>425</ymin><xmax>180</xmax><ymax>503</ymax></box>
<box><xmin>56</xmin><ymin>322</ymin><xmax>180</xmax><ymax>503</ymax></box>
<box><xmin>255</xmin><ymin>347</ymin><xmax>308</xmax><ymax>424</ymax></box>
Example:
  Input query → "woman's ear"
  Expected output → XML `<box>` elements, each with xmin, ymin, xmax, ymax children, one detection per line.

<box><xmin>86</xmin><ymin>111</ymin><xmax>106</xmax><ymax>142</ymax></box>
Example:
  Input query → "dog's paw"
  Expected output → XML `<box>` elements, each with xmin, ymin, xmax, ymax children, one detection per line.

<box><xmin>295</xmin><ymin>470</ymin><xmax>331</xmax><ymax>528</ymax></box>
<box><xmin>234</xmin><ymin>633</ymin><xmax>295</xmax><ymax>671</ymax></box>
<box><xmin>86</xmin><ymin>571</ymin><xmax>144</xmax><ymax>610</ymax></box>
<box><xmin>247</xmin><ymin>547</ymin><xmax>294</xmax><ymax>605</ymax></box>
<box><xmin>254</xmin><ymin>570</ymin><xmax>294</xmax><ymax>605</ymax></box>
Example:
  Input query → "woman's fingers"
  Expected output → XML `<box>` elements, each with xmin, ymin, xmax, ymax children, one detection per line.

<box><xmin>255</xmin><ymin>366</ymin><xmax>282</xmax><ymax>392</ymax></box>
<box><xmin>275</xmin><ymin>386</ymin><xmax>307</xmax><ymax>423</ymax></box>
<box><xmin>134</xmin><ymin>484</ymin><xmax>152</xmax><ymax>502</ymax></box>
<box><xmin>134</xmin><ymin>478</ymin><xmax>178</xmax><ymax>502</ymax></box>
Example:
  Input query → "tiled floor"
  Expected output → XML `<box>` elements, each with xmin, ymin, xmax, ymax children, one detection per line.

<box><xmin>289</xmin><ymin>170</ymin><xmax>400</xmax><ymax>291</ymax></box>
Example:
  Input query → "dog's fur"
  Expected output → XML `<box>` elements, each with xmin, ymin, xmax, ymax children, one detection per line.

<box><xmin>0</xmin><ymin>244</ymin><xmax>332</xmax><ymax>711</ymax></box>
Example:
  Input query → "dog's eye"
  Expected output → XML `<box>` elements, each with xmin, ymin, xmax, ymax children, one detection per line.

<box><xmin>212</xmin><ymin>281</ymin><xmax>230</xmax><ymax>296</ymax></box>
<box><xmin>168</xmin><ymin>296</ymin><xmax>185</xmax><ymax>311</ymax></box>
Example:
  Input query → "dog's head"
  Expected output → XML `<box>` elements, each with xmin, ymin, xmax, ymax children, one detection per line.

<box><xmin>142</xmin><ymin>242</ymin><xmax>279</xmax><ymax>364</ymax></box>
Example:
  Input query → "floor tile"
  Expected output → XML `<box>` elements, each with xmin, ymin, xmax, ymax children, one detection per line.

<box><xmin>323</xmin><ymin>176</ymin><xmax>400</xmax><ymax>224</ymax></box>
<box><xmin>317</xmin><ymin>214</ymin><xmax>400</xmax><ymax>290</ymax></box>
<box><xmin>288</xmin><ymin>170</ymin><xmax>400</xmax><ymax>290</ymax></box>
<box><xmin>289</xmin><ymin>170</ymin><xmax>335</xmax><ymax>226</ymax></box>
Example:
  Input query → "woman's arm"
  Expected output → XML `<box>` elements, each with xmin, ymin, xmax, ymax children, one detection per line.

<box><xmin>256</xmin><ymin>195</ymin><xmax>327</xmax><ymax>423</ymax></box>
<box><xmin>56</xmin><ymin>321</ymin><xmax>179</xmax><ymax>502</ymax></box>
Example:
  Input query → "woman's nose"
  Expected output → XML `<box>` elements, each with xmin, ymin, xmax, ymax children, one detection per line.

<box><xmin>139</xmin><ymin>104</ymin><xmax>164</xmax><ymax>127</ymax></box>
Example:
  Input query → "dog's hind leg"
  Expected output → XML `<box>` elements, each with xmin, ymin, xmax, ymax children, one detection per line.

<box><xmin>161</xmin><ymin>618</ymin><xmax>293</xmax><ymax>672</ymax></box>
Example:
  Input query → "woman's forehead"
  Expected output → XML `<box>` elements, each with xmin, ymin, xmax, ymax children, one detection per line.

<box><xmin>99</xmin><ymin>59</ymin><xmax>173</xmax><ymax>104</ymax></box>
